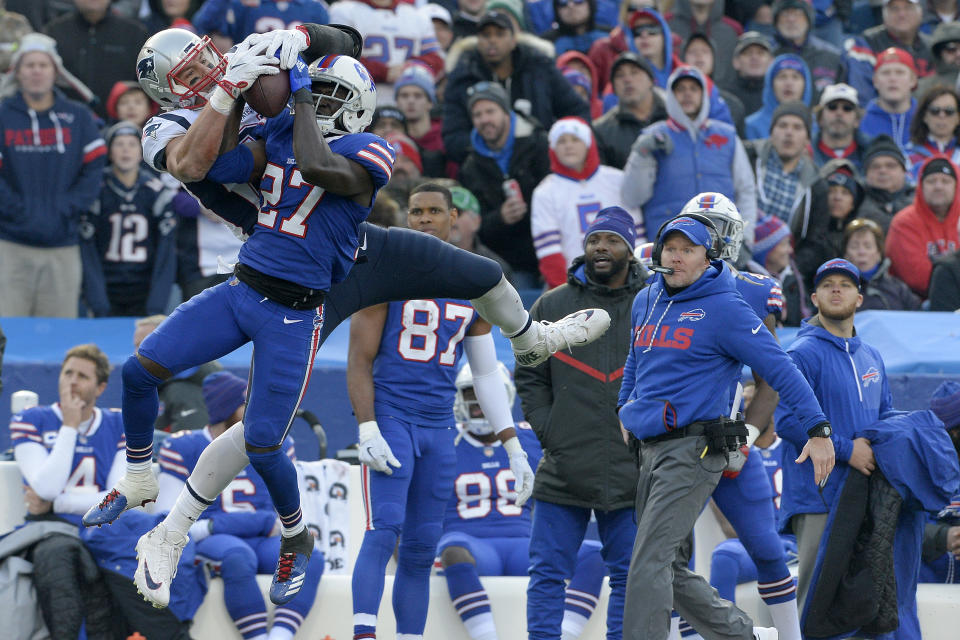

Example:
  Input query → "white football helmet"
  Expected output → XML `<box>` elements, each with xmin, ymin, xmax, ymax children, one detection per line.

<box><xmin>307</xmin><ymin>55</ymin><xmax>377</xmax><ymax>135</ymax></box>
<box><xmin>634</xmin><ymin>241</ymin><xmax>655</xmax><ymax>269</ymax></box>
<box><xmin>453</xmin><ymin>362</ymin><xmax>516</xmax><ymax>436</ymax></box>
<box><xmin>136</xmin><ymin>29</ymin><xmax>227</xmax><ymax>110</ymax></box>
<box><xmin>679</xmin><ymin>192</ymin><xmax>744</xmax><ymax>261</ymax></box>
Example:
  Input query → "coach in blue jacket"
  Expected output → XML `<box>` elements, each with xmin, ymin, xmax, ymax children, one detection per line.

<box><xmin>774</xmin><ymin>257</ymin><xmax>902</xmax><ymax>613</ymax></box>
<box><xmin>618</xmin><ymin>215</ymin><xmax>834</xmax><ymax>640</ymax></box>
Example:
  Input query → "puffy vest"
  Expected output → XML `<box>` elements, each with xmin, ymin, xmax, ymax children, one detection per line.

<box><xmin>644</xmin><ymin>119</ymin><xmax>738</xmax><ymax>235</ymax></box>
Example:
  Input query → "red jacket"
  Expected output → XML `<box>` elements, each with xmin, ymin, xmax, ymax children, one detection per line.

<box><xmin>886</xmin><ymin>159</ymin><xmax>960</xmax><ymax>298</ymax></box>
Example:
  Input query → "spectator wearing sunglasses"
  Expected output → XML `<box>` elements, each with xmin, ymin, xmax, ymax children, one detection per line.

<box><xmin>916</xmin><ymin>22</ymin><xmax>960</xmax><ymax>97</ymax></box>
<box><xmin>812</xmin><ymin>83</ymin><xmax>870</xmax><ymax>171</ymax></box>
<box><xmin>545</xmin><ymin>0</ymin><xmax>610</xmax><ymax>56</ymax></box>
<box><xmin>906</xmin><ymin>86</ymin><xmax>960</xmax><ymax>181</ymax></box>
<box><xmin>588</xmin><ymin>7</ymin><xmax>679</xmax><ymax>93</ymax></box>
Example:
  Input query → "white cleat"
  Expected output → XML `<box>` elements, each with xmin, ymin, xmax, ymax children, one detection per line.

<box><xmin>753</xmin><ymin>627</ymin><xmax>779</xmax><ymax>640</ymax></box>
<box><xmin>513</xmin><ymin>308</ymin><xmax>611</xmax><ymax>367</ymax></box>
<box><xmin>133</xmin><ymin>522</ymin><xmax>188</xmax><ymax>609</ymax></box>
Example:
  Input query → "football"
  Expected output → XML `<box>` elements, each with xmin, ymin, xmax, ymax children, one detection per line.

<box><xmin>245</xmin><ymin>66</ymin><xmax>291</xmax><ymax>118</ymax></box>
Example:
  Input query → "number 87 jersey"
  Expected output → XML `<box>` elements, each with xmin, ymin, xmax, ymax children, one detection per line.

<box><xmin>237</xmin><ymin>110</ymin><xmax>395</xmax><ymax>292</ymax></box>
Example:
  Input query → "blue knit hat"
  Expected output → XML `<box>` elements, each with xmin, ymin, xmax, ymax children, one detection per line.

<box><xmin>753</xmin><ymin>214</ymin><xmax>792</xmax><ymax>268</ymax></box>
<box><xmin>202</xmin><ymin>371</ymin><xmax>247</xmax><ymax>425</ymax></box>
<box><xmin>584</xmin><ymin>206</ymin><xmax>637</xmax><ymax>249</ymax></box>
<box><xmin>931</xmin><ymin>381</ymin><xmax>960</xmax><ymax>429</ymax></box>
<box><xmin>394</xmin><ymin>63</ymin><xmax>436</xmax><ymax>103</ymax></box>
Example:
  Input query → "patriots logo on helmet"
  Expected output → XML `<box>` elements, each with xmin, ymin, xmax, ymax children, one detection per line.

<box><xmin>678</xmin><ymin>308</ymin><xmax>706</xmax><ymax>322</ymax></box>
<box><xmin>137</xmin><ymin>55</ymin><xmax>158</xmax><ymax>83</ymax></box>
<box><xmin>861</xmin><ymin>367</ymin><xmax>881</xmax><ymax>387</ymax></box>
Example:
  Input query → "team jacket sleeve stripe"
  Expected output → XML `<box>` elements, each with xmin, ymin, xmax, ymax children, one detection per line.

<box><xmin>356</xmin><ymin>149</ymin><xmax>393</xmax><ymax>180</ymax></box>
<box><xmin>83</xmin><ymin>141</ymin><xmax>107</xmax><ymax>163</ymax></box>
<box><xmin>10</xmin><ymin>422</ymin><xmax>39</xmax><ymax>433</ymax></box>
<box><xmin>367</xmin><ymin>142</ymin><xmax>396</xmax><ymax>163</ymax></box>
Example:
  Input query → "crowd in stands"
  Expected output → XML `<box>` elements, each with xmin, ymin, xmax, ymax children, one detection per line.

<box><xmin>1</xmin><ymin>0</ymin><xmax>960</xmax><ymax>320</ymax></box>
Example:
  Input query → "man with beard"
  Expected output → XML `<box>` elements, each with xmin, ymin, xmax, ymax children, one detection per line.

<box><xmin>775</xmin><ymin>258</ymin><xmax>899</xmax><ymax>611</ymax></box>
<box><xmin>515</xmin><ymin>207</ymin><xmax>646</xmax><ymax>640</ymax></box>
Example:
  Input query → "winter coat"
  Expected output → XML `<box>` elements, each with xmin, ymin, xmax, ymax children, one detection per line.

<box><xmin>813</xmin><ymin>130</ymin><xmax>872</xmax><ymax>172</ymax></box>
<box><xmin>859</xmin><ymin>258</ymin><xmax>922</xmax><ymax>311</ymax></box>
<box><xmin>621</xmin><ymin>65</ymin><xmax>757</xmax><ymax>240</ymax></box>
<box><xmin>592</xmin><ymin>92</ymin><xmax>668</xmax><ymax>169</ymax></box>
<box><xmin>859</xmin><ymin>98</ymin><xmax>916</xmax><ymax>150</ymax></box>
<box><xmin>843</xmin><ymin>27</ymin><xmax>934</xmax><ymax>106</ymax></box>
<box><xmin>885</xmin><ymin>158</ymin><xmax>960</xmax><ymax>297</ymax></box>
<box><xmin>458</xmin><ymin>114</ymin><xmax>551</xmax><ymax>274</ymax></box>
<box><xmin>515</xmin><ymin>258</ymin><xmax>646</xmax><ymax>510</ymax></box>
<box><xmin>587</xmin><ymin>10</ymin><xmax>678</xmax><ymax>93</ymax></box>
<box><xmin>905</xmin><ymin>136</ymin><xmax>960</xmax><ymax>182</ymax></box>
<box><xmin>442</xmin><ymin>36</ymin><xmax>589</xmax><ymax>163</ymax></box>
<box><xmin>556</xmin><ymin>50</ymin><xmax>604</xmax><ymax>119</ymax></box>
<box><xmin>746</xmin><ymin>138</ymin><xmax>833</xmax><ymax>287</ymax></box>
<box><xmin>718</xmin><ymin>73</ymin><xmax>766</xmax><ymax>117</ymax></box>
<box><xmin>928</xmin><ymin>249</ymin><xmax>960</xmax><ymax>311</ymax></box>
<box><xmin>773</xmin><ymin>31</ymin><xmax>845</xmax><ymax>97</ymax></box>
<box><xmin>0</xmin><ymin>89</ymin><xmax>106</xmax><ymax>247</ymax></box>
<box><xmin>667</xmin><ymin>0</ymin><xmax>741</xmax><ymax>88</ymax></box>
<box><xmin>745</xmin><ymin>54</ymin><xmax>813</xmax><ymax>140</ymax></box>
<box><xmin>858</xmin><ymin>184</ymin><xmax>916</xmax><ymax>232</ymax></box>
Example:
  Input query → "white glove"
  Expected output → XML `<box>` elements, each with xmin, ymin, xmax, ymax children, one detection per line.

<box><xmin>358</xmin><ymin>421</ymin><xmax>401</xmax><ymax>475</ymax></box>
<box><xmin>219</xmin><ymin>39</ymin><xmax>279</xmax><ymax>97</ymax></box>
<box><xmin>503</xmin><ymin>436</ymin><xmax>534</xmax><ymax>507</ymax></box>
<box><xmin>249</xmin><ymin>27</ymin><xmax>309</xmax><ymax>70</ymax></box>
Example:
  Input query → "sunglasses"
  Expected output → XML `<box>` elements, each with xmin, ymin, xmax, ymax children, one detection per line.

<box><xmin>633</xmin><ymin>24</ymin><xmax>663</xmax><ymax>37</ymax></box>
<box><xmin>927</xmin><ymin>106</ymin><xmax>958</xmax><ymax>117</ymax></box>
<box><xmin>826</xmin><ymin>102</ymin><xmax>855</xmax><ymax>112</ymax></box>
<box><xmin>557</xmin><ymin>0</ymin><xmax>588</xmax><ymax>6</ymax></box>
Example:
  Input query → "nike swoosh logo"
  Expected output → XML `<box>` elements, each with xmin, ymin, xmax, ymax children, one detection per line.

<box><xmin>143</xmin><ymin>560</ymin><xmax>163</xmax><ymax>590</ymax></box>
<box><xmin>365</xmin><ymin>446</ymin><xmax>374</xmax><ymax>459</ymax></box>
<box><xmin>359</xmin><ymin>233</ymin><xmax>367</xmax><ymax>251</ymax></box>
<box><xmin>751</xmin><ymin>323</ymin><xmax>763</xmax><ymax>334</ymax></box>
<box><xmin>283</xmin><ymin>317</ymin><xmax>303</xmax><ymax>324</ymax></box>
<box><xmin>178</xmin><ymin>409</ymin><xmax>197</xmax><ymax>417</ymax></box>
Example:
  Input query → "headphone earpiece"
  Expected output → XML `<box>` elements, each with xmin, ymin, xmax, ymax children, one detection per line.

<box><xmin>651</xmin><ymin>213</ymin><xmax>723</xmax><ymax>267</ymax></box>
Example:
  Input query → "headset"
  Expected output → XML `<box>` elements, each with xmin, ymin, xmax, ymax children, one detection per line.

<box><xmin>649</xmin><ymin>212</ymin><xmax>723</xmax><ymax>274</ymax></box>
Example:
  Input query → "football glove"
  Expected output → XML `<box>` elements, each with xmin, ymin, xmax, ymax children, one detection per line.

<box><xmin>218</xmin><ymin>39</ymin><xmax>279</xmax><ymax>98</ymax></box>
<box><xmin>357</xmin><ymin>421</ymin><xmax>401</xmax><ymax>475</ymax></box>
<box><xmin>504</xmin><ymin>436</ymin><xmax>534</xmax><ymax>507</ymax></box>
<box><xmin>250</xmin><ymin>26</ymin><xmax>310</xmax><ymax>70</ymax></box>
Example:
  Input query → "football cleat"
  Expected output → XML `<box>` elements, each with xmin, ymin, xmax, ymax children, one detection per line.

<box><xmin>270</xmin><ymin>528</ymin><xmax>314</xmax><ymax>605</ymax></box>
<box><xmin>82</xmin><ymin>472</ymin><xmax>159</xmax><ymax>527</ymax></box>
<box><xmin>753</xmin><ymin>627</ymin><xmax>779</xmax><ymax>640</ymax></box>
<box><xmin>134</xmin><ymin>522</ymin><xmax>188</xmax><ymax>609</ymax></box>
<box><xmin>513</xmin><ymin>308</ymin><xmax>611</xmax><ymax>367</ymax></box>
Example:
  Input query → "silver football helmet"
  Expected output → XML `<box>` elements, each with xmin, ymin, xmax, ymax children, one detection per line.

<box><xmin>136</xmin><ymin>28</ymin><xmax>227</xmax><ymax>110</ymax></box>
<box><xmin>307</xmin><ymin>55</ymin><xmax>377</xmax><ymax>135</ymax></box>
<box><xmin>453</xmin><ymin>362</ymin><xmax>516</xmax><ymax>436</ymax></box>
<box><xmin>679</xmin><ymin>192</ymin><xmax>744</xmax><ymax>261</ymax></box>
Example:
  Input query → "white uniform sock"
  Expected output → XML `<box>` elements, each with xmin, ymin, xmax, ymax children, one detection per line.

<box><xmin>767</xmin><ymin>600</ymin><xmax>802</xmax><ymax>640</ymax></box>
<box><xmin>267</xmin><ymin>626</ymin><xmax>294</xmax><ymax>640</ymax></box>
<box><xmin>469</xmin><ymin>276</ymin><xmax>530</xmax><ymax>338</ymax></box>
<box><xmin>463</xmin><ymin>612</ymin><xmax>498</xmax><ymax>640</ymax></box>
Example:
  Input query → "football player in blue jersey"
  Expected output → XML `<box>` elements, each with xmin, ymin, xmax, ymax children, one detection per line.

<box><xmin>84</xmin><ymin>26</ymin><xmax>609</xmax><ymax>611</ymax></box>
<box><xmin>10</xmin><ymin>344</ymin><xmax>125</xmax><ymax>638</ymax></box>
<box><xmin>637</xmin><ymin>193</ymin><xmax>802</xmax><ymax>640</ymax></box>
<box><xmin>346</xmin><ymin>183</ymin><xmax>537</xmax><ymax>640</ymax></box>
<box><xmin>439</xmin><ymin>364</ymin><xmax>606</xmax><ymax>640</ymax></box>
<box><xmin>156</xmin><ymin>371</ymin><xmax>323</xmax><ymax>640</ymax></box>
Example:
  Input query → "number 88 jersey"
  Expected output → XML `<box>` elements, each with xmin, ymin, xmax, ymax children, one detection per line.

<box><xmin>372</xmin><ymin>298</ymin><xmax>477</xmax><ymax>427</ymax></box>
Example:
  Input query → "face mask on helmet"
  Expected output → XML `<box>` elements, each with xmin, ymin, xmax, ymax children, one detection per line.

<box><xmin>169</xmin><ymin>40</ymin><xmax>226</xmax><ymax>107</ymax></box>
<box><xmin>307</xmin><ymin>55</ymin><xmax>377</xmax><ymax>135</ymax></box>
<box><xmin>453</xmin><ymin>362</ymin><xmax>516</xmax><ymax>437</ymax></box>
<box><xmin>679</xmin><ymin>192</ymin><xmax>744</xmax><ymax>261</ymax></box>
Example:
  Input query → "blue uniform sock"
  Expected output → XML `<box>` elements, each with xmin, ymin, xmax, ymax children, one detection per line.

<box><xmin>443</xmin><ymin>562</ymin><xmax>496</xmax><ymax>640</ymax></box>
<box><xmin>245</xmin><ymin>448</ymin><xmax>302</xmax><ymax>533</ymax></box>
<box><xmin>393</xmin><ymin>540</ymin><xmax>438</xmax><ymax>635</ymax></box>
<box><xmin>219</xmin><ymin>545</ymin><xmax>268</xmax><ymax>639</ymax></box>
<box><xmin>121</xmin><ymin>355</ymin><xmax>164</xmax><ymax>465</ymax></box>
<box><xmin>352</xmin><ymin>528</ymin><xmax>399</xmax><ymax>639</ymax></box>
<box><xmin>562</xmin><ymin>542</ymin><xmax>605</xmax><ymax>639</ymax></box>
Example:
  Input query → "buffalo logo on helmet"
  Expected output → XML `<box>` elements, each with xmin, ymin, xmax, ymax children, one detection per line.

<box><xmin>137</xmin><ymin>55</ymin><xmax>158</xmax><ymax>83</ymax></box>
<box><xmin>677</xmin><ymin>308</ymin><xmax>706</xmax><ymax>322</ymax></box>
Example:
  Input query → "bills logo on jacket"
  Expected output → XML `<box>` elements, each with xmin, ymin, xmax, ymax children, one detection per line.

<box><xmin>678</xmin><ymin>308</ymin><xmax>706</xmax><ymax>322</ymax></box>
<box><xmin>861</xmin><ymin>366</ymin><xmax>881</xmax><ymax>388</ymax></box>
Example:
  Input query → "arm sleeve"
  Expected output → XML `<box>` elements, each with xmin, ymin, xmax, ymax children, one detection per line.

<box><xmin>618</xmin><ymin>298</ymin><xmax>639</xmax><ymax>408</ymax></box>
<box><xmin>205</xmin><ymin>144</ymin><xmax>255</xmax><ymax>184</ymax></box>
<box><xmin>191</xmin><ymin>0</ymin><xmax>232</xmax><ymax>36</ymax></box>
<box><xmin>52</xmin><ymin>450</ymin><xmax>125</xmax><ymax>515</ymax></box>
<box><xmin>463</xmin><ymin>332</ymin><xmax>514</xmax><ymax>434</ymax></box>
<box><xmin>513</xmin><ymin>300</ymin><xmax>554</xmax><ymax>439</ymax></box>
<box><xmin>65</xmin><ymin>117</ymin><xmax>107</xmax><ymax>216</ymax></box>
<box><xmin>922</xmin><ymin>521</ymin><xmax>950</xmax><ymax>562</ymax></box>
<box><xmin>620</xmin><ymin>143</ymin><xmax>658</xmax><ymax>209</ymax></box>
<box><xmin>732</xmin><ymin>137</ymin><xmax>757</xmax><ymax>246</ymax></box>
<box><xmin>14</xmin><ymin>428</ymin><xmax>79</xmax><ymax>501</ymax></box>
<box><xmin>182</xmin><ymin>179</ymin><xmax>259</xmax><ymax>234</ymax></box>
<box><xmin>146</xmin><ymin>190</ymin><xmax>179</xmax><ymax>315</ymax></box>
<box><xmin>530</xmin><ymin>182</ymin><xmax>563</xmax><ymax>262</ymax></box>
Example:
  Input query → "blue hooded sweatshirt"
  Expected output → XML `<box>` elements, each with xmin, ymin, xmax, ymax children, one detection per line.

<box><xmin>774</xmin><ymin>318</ymin><xmax>901</xmax><ymax>528</ymax></box>
<box><xmin>618</xmin><ymin>261</ymin><xmax>826</xmax><ymax>440</ymax></box>
<box><xmin>859</xmin><ymin>97</ymin><xmax>916</xmax><ymax>150</ymax></box>
<box><xmin>744</xmin><ymin>54</ymin><xmax>813</xmax><ymax>141</ymax></box>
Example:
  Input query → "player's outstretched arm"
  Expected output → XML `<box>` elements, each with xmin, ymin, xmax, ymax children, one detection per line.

<box><xmin>289</xmin><ymin>63</ymin><xmax>373</xmax><ymax>202</ymax></box>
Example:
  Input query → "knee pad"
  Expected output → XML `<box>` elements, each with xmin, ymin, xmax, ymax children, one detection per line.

<box><xmin>219</xmin><ymin>545</ymin><xmax>258</xmax><ymax>581</ymax></box>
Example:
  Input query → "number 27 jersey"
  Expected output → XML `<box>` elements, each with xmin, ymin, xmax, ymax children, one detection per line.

<box><xmin>373</xmin><ymin>298</ymin><xmax>477</xmax><ymax>427</ymax></box>
<box><xmin>238</xmin><ymin>110</ymin><xmax>395</xmax><ymax>292</ymax></box>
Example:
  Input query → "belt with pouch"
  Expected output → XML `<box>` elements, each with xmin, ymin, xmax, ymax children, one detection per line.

<box><xmin>640</xmin><ymin>421</ymin><xmax>709</xmax><ymax>445</ymax></box>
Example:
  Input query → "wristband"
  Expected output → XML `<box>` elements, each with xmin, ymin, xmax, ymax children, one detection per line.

<box><xmin>208</xmin><ymin>86</ymin><xmax>236</xmax><ymax>115</ymax></box>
